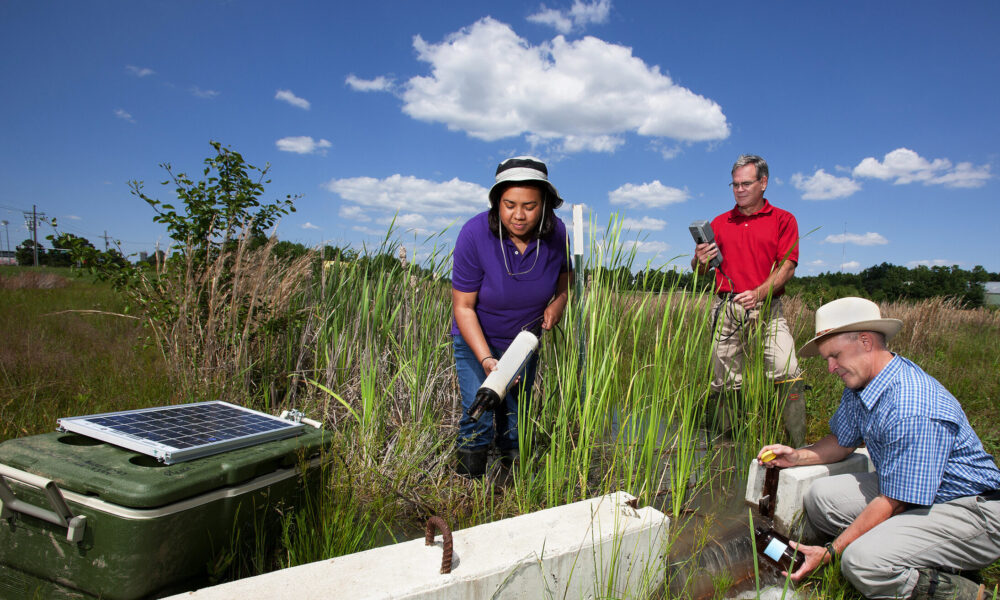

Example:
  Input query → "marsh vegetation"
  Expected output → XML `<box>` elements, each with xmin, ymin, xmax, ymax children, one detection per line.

<box><xmin>3</xmin><ymin>145</ymin><xmax>998</xmax><ymax>598</ymax></box>
<box><xmin>3</xmin><ymin>236</ymin><xmax>998</xmax><ymax>598</ymax></box>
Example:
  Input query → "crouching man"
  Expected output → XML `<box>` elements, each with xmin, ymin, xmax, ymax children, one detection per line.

<box><xmin>758</xmin><ymin>297</ymin><xmax>1000</xmax><ymax>600</ymax></box>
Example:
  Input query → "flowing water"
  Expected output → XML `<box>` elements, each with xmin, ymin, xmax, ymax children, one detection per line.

<box><xmin>616</xmin><ymin>417</ymin><xmax>800</xmax><ymax>600</ymax></box>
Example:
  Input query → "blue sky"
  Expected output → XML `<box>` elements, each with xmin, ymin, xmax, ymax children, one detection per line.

<box><xmin>1</xmin><ymin>1</ymin><xmax>997</xmax><ymax>274</ymax></box>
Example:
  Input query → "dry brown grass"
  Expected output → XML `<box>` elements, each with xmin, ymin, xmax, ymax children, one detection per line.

<box><xmin>0</xmin><ymin>271</ymin><xmax>70</xmax><ymax>289</ymax></box>
<box><xmin>784</xmin><ymin>295</ymin><xmax>1000</xmax><ymax>356</ymax></box>
<box><xmin>131</xmin><ymin>234</ymin><xmax>316</xmax><ymax>404</ymax></box>
<box><xmin>883</xmin><ymin>296</ymin><xmax>1000</xmax><ymax>355</ymax></box>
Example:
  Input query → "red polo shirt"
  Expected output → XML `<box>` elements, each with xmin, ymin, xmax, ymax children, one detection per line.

<box><xmin>711</xmin><ymin>199</ymin><xmax>798</xmax><ymax>295</ymax></box>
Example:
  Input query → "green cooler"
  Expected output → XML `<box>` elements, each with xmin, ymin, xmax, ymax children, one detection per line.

<box><xmin>0</xmin><ymin>426</ymin><xmax>328</xmax><ymax>599</ymax></box>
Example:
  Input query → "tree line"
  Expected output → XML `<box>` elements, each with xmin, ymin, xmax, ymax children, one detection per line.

<box><xmin>786</xmin><ymin>263</ymin><xmax>996</xmax><ymax>308</ymax></box>
<box><xmin>593</xmin><ymin>262</ymin><xmax>997</xmax><ymax>309</ymax></box>
<box><xmin>15</xmin><ymin>233</ymin><xmax>996</xmax><ymax>309</ymax></box>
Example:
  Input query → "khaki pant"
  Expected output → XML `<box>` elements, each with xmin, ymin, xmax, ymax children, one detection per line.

<box><xmin>805</xmin><ymin>472</ymin><xmax>1000</xmax><ymax>599</ymax></box>
<box><xmin>710</xmin><ymin>295</ymin><xmax>800</xmax><ymax>392</ymax></box>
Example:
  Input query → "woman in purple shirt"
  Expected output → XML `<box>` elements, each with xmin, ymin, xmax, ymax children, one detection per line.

<box><xmin>451</xmin><ymin>156</ymin><xmax>570</xmax><ymax>478</ymax></box>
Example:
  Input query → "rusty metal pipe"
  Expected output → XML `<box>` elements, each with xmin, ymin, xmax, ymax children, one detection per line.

<box><xmin>425</xmin><ymin>516</ymin><xmax>453</xmax><ymax>574</ymax></box>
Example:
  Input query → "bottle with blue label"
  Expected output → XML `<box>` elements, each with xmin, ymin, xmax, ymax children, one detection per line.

<box><xmin>753</xmin><ymin>525</ymin><xmax>804</xmax><ymax>573</ymax></box>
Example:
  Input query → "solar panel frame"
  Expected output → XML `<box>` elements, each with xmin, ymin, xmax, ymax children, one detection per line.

<box><xmin>57</xmin><ymin>401</ymin><xmax>305</xmax><ymax>464</ymax></box>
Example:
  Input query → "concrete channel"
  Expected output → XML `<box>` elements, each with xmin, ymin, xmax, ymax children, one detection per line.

<box><xmin>167</xmin><ymin>451</ymin><xmax>874</xmax><ymax>599</ymax></box>
<box><xmin>166</xmin><ymin>491</ymin><xmax>669</xmax><ymax>600</ymax></box>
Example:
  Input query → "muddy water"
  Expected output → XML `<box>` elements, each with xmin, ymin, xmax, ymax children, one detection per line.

<box><xmin>639</xmin><ymin>428</ymin><xmax>797</xmax><ymax>599</ymax></box>
<box><xmin>381</xmin><ymin>420</ymin><xmax>796</xmax><ymax>599</ymax></box>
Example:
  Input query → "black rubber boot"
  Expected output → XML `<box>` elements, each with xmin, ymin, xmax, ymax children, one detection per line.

<box><xmin>910</xmin><ymin>568</ymin><xmax>985</xmax><ymax>600</ymax></box>
<box><xmin>499</xmin><ymin>447</ymin><xmax>519</xmax><ymax>470</ymax></box>
<box><xmin>456</xmin><ymin>447</ymin><xmax>488</xmax><ymax>479</ymax></box>
<box><xmin>775</xmin><ymin>378</ymin><xmax>806</xmax><ymax>448</ymax></box>
<box><xmin>705</xmin><ymin>389</ymin><xmax>737</xmax><ymax>439</ymax></box>
<box><xmin>494</xmin><ymin>448</ymin><xmax>519</xmax><ymax>487</ymax></box>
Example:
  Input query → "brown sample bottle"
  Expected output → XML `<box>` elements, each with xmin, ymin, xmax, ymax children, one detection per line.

<box><xmin>754</xmin><ymin>525</ymin><xmax>805</xmax><ymax>573</ymax></box>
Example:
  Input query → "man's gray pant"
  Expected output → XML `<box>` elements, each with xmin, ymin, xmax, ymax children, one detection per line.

<box><xmin>804</xmin><ymin>473</ymin><xmax>1000</xmax><ymax>599</ymax></box>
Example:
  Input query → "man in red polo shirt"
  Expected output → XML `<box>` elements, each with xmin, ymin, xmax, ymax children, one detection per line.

<box><xmin>691</xmin><ymin>154</ymin><xmax>804</xmax><ymax>446</ymax></box>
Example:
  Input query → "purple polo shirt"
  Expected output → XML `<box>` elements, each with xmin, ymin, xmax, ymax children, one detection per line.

<box><xmin>450</xmin><ymin>211</ymin><xmax>569</xmax><ymax>350</ymax></box>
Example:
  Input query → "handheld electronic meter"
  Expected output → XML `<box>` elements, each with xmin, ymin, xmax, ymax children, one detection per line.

<box><xmin>689</xmin><ymin>220</ymin><xmax>722</xmax><ymax>269</ymax></box>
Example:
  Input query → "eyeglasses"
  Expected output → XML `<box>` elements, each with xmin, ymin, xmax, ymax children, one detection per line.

<box><xmin>729</xmin><ymin>178</ymin><xmax>760</xmax><ymax>190</ymax></box>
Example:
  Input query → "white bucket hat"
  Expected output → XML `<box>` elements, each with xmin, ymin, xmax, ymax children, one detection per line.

<box><xmin>798</xmin><ymin>297</ymin><xmax>903</xmax><ymax>357</ymax></box>
<box><xmin>488</xmin><ymin>156</ymin><xmax>564</xmax><ymax>208</ymax></box>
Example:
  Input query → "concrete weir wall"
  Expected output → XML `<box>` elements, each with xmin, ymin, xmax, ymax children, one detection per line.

<box><xmin>167</xmin><ymin>491</ymin><xmax>669</xmax><ymax>600</ymax></box>
<box><xmin>745</xmin><ymin>449</ymin><xmax>873</xmax><ymax>543</ymax></box>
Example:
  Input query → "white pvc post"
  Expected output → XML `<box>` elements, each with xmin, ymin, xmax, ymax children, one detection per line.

<box><xmin>572</xmin><ymin>204</ymin><xmax>586</xmax><ymax>403</ymax></box>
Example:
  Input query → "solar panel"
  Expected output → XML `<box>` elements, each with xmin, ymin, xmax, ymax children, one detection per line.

<box><xmin>57</xmin><ymin>401</ymin><xmax>305</xmax><ymax>464</ymax></box>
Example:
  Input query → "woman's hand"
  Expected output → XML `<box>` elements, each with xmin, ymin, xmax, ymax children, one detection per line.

<box><xmin>542</xmin><ymin>302</ymin><xmax>563</xmax><ymax>330</ymax></box>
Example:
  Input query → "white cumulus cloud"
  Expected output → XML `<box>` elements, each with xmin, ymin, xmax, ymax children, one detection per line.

<box><xmin>623</xmin><ymin>239</ymin><xmax>669</xmax><ymax>254</ymax></box>
<box><xmin>609</xmin><ymin>181</ymin><xmax>689</xmax><ymax>208</ymax></box>
<box><xmin>326</xmin><ymin>175</ymin><xmax>487</xmax><ymax>228</ymax></box>
<box><xmin>114</xmin><ymin>108</ymin><xmax>135</xmax><ymax>123</ymax></box>
<box><xmin>853</xmin><ymin>148</ymin><xmax>990</xmax><ymax>188</ymax></box>
<box><xmin>823</xmin><ymin>232</ymin><xmax>888</xmax><ymax>246</ymax></box>
<box><xmin>540</xmin><ymin>133</ymin><xmax>624</xmax><ymax>153</ymax></box>
<box><xmin>276</xmin><ymin>136</ymin><xmax>332</xmax><ymax>155</ymax></box>
<box><xmin>392</xmin><ymin>18</ymin><xmax>728</xmax><ymax>153</ymax></box>
<box><xmin>376</xmin><ymin>212</ymin><xmax>459</xmax><ymax>235</ymax></box>
<box><xmin>929</xmin><ymin>162</ymin><xmax>991</xmax><ymax>188</ymax></box>
<box><xmin>339</xmin><ymin>205</ymin><xmax>371</xmax><ymax>222</ymax></box>
<box><xmin>353</xmin><ymin>225</ymin><xmax>387</xmax><ymax>237</ymax></box>
<box><xmin>790</xmin><ymin>169</ymin><xmax>861</xmax><ymax>200</ymax></box>
<box><xmin>301</xmin><ymin>222</ymin><xmax>320</xmax><ymax>230</ymax></box>
<box><xmin>620</xmin><ymin>216</ymin><xmax>666</xmax><ymax>231</ymax></box>
<box><xmin>345</xmin><ymin>75</ymin><xmax>394</xmax><ymax>92</ymax></box>
<box><xmin>275</xmin><ymin>89</ymin><xmax>310</xmax><ymax>110</ymax></box>
<box><xmin>528</xmin><ymin>0</ymin><xmax>611</xmax><ymax>34</ymax></box>
<box><xmin>840</xmin><ymin>261</ymin><xmax>861</xmax><ymax>271</ymax></box>
<box><xmin>126</xmin><ymin>65</ymin><xmax>155</xmax><ymax>77</ymax></box>
<box><xmin>190</xmin><ymin>86</ymin><xmax>220</xmax><ymax>99</ymax></box>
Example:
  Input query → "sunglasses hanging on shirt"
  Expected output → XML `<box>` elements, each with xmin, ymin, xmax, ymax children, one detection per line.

<box><xmin>499</xmin><ymin>199</ymin><xmax>545</xmax><ymax>277</ymax></box>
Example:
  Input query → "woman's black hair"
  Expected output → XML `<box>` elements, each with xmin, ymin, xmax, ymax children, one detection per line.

<box><xmin>487</xmin><ymin>182</ymin><xmax>558</xmax><ymax>240</ymax></box>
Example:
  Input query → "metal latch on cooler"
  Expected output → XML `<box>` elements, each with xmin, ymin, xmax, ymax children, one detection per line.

<box><xmin>0</xmin><ymin>464</ymin><xmax>87</xmax><ymax>543</ymax></box>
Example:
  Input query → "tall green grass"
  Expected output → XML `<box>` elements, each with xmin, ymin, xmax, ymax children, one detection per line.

<box><xmin>512</xmin><ymin>220</ymin><xmax>721</xmax><ymax>517</ymax></box>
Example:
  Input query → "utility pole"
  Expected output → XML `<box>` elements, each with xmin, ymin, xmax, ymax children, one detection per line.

<box><xmin>32</xmin><ymin>205</ymin><xmax>38</xmax><ymax>266</ymax></box>
<box><xmin>0</xmin><ymin>220</ymin><xmax>8</xmax><ymax>256</ymax></box>
<box><xmin>102</xmin><ymin>230</ymin><xmax>110</xmax><ymax>251</ymax></box>
<box><xmin>22</xmin><ymin>206</ymin><xmax>47</xmax><ymax>267</ymax></box>
<box><xmin>32</xmin><ymin>205</ymin><xmax>39</xmax><ymax>267</ymax></box>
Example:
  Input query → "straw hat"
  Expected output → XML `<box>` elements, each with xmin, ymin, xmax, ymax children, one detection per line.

<box><xmin>798</xmin><ymin>297</ymin><xmax>903</xmax><ymax>357</ymax></box>
<box><xmin>488</xmin><ymin>156</ymin><xmax>563</xmax><ymax>208</ymax></box>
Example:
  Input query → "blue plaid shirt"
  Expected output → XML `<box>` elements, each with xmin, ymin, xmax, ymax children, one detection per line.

<box><xmin>830</xmin><ymin>355</ymin><xmax>1000</xmax><ymax>505</ymax></box>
